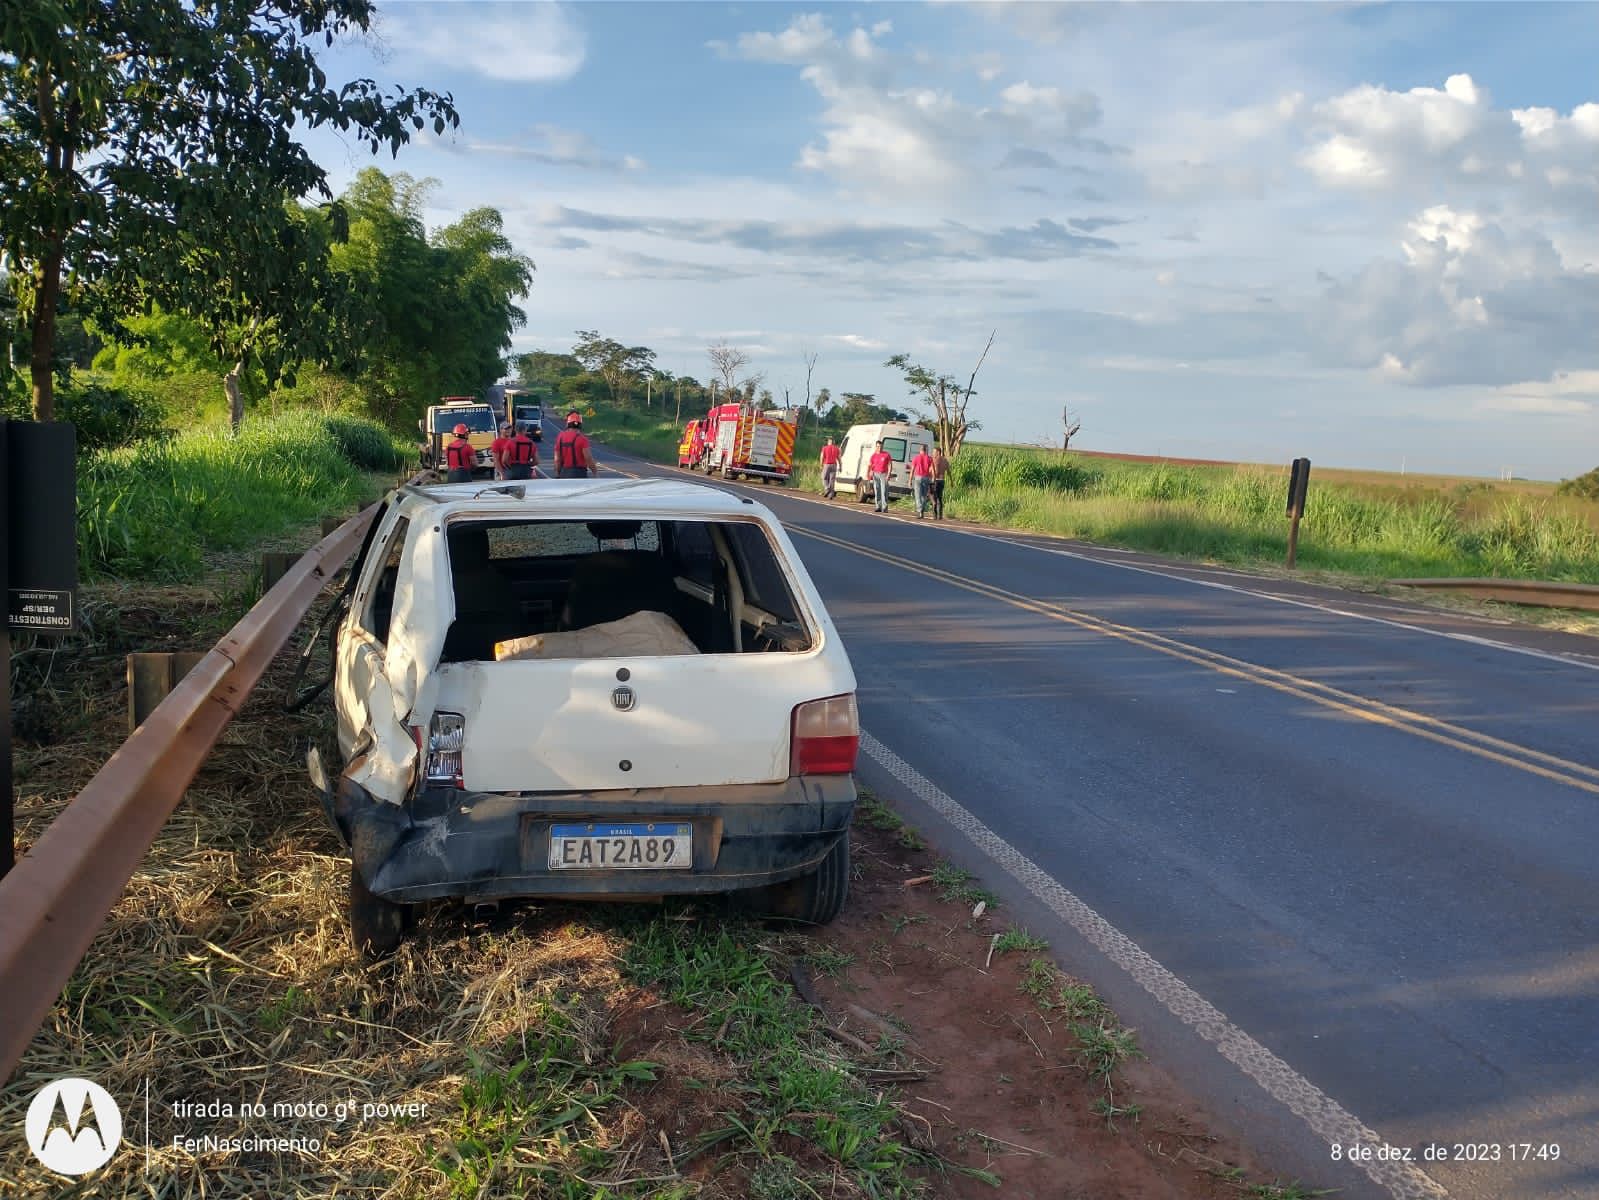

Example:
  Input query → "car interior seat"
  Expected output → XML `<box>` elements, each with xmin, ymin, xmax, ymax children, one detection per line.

<box><xmin>560</xmin><ymin>549</ymin><xmax>680</xmax><ymax>632</ymax></box>
<box><xmin>442</xmin><ymin>525</ymin><xmax>525</xmax><ymax>659</ymax></box>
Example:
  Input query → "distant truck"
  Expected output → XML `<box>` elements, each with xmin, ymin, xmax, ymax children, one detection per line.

<box><xmin>419</xmin><ymin>398</ymin><xmax>498</xmax><ymax>476</ymax></box>
<box><xmin>833</xmin><ymin>421</ymin><xmax>935</xmax><ymax>503</ymax></box>
<box><xmin>689</xmin><ymin>403</ymin><xmax>797</xmax><ymax>484</ymax></box>
<box><xmin>501</xmin><ymin>386</ymin><xmax>546</xmax><ymax>440</ymax></box>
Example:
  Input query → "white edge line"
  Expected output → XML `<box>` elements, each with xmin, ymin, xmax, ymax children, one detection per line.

<box><xmin>859</xmin><ymin>730</ymin><xmax>1449</xmax><ymax>1200</ymax></box>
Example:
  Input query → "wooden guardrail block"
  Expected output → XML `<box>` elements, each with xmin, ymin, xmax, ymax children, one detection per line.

<box><xmin>321</xmin><ymin>516</ymin><xmax>344</xmax><ymax>537</ymax></box>
<box><xmin>126</xmin><ymin>651</ymin><xmax>210</xmax><ymax>732</ymax></box>
<box><xmin>260</xmin><ymin>551</ymin><xmax>301</xmax><ymax>593</ymax></box>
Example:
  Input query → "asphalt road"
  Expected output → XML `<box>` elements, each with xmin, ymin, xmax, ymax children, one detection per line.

<box><xmin>572</xmin><ymin>428</ymin><xmax>1599</xmax><ymax>1200</ymax></box>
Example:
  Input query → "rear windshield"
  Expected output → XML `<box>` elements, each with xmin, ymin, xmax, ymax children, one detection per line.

<box><xmin>514</xmin><ymin>406</ymin><xmax>541</xmax><ymax>420</ymax></box>
<box><xmin>439</xmin><ymin>517</ymin><xmax>813</xmax><ymax>662</ymax></box>
<box><xmin>432</xmin><ymin>407</ymin><xmax>496</xmax><ymax>433</ymax></box>
<box><xmin>882</xmin><ymin>438</ymin><xmax>908</xmax><ymax>461</ymax></box>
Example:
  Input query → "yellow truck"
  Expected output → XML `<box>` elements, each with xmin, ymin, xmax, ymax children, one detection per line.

<box><xmin>419</xmin><ymin>397</ymin><xmax>497</xmax><ymax>476</ymax></box>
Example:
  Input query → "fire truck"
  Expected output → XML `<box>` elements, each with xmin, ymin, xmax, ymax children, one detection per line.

<box><xmin>688</xmin><ymin>403</ymin><xmax>797</xmax><ymax>484</ymax></box>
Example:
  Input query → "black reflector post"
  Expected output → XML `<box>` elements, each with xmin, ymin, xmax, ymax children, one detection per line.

<box><xmin>4</xmin><ymin>417</ymin><xmax>78</xmax><ymax>876</ymax></box>
<box><xmin>1284</xmin><ymin>457</ymin><xmax>1311</xmax><ymax>569</ymax></box>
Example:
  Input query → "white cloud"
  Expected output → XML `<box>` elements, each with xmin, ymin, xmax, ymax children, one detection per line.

<box><xmin>724</xmin><ymin>13</ymin><xmax>1109</xmax><ymax>200</ymax></box>
<box><xmin>829</xmin><ymin>333</ymin><xmax>888</xmax><ymax>350</ymax></box>
<box><xmin>378</xmin><ymin>2</ymin><xmax>586</xmax><ymax>83</ymax></box>
<box><xmin>1314</xmin><ymin>206</ymin><xmax>1599</xmax><ymax>388</ymax></box>
<box><xmin>1302</xmin><ymin>74</ymin><xmax>1599</xmax><ymax>213</ymax></box>
<box><xmin>423</xmin><ymin>125</ymin><xmax>643</xmax><ymax>172</ymax></box>
<box><xmin>1483</xmin><ymin>369</ymin><xmax>1599</xmax><ymax>415</ymax></box>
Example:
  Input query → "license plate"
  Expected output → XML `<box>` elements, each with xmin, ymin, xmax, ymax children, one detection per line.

<box><xmin>548</xmin><ymin>822</ymin><xmax>692</xmax><ymax>870</ymax></box>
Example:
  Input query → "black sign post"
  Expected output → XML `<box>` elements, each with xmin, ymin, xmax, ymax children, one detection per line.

<box><xmin>1285</xmin><ymin>457</ymin><xmax>1311</xmax><ymax>569</ymax></box>
<box><xmin>2</xmin><ymin>416</ymin><xmax>78</xmax><ymax>877</ymax></box>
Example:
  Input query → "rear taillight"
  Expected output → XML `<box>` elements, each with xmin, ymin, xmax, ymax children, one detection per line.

<box><xmin>416</xmin><ymin>711</ymin><xmax>465</xmax><ymax>788</ymax></box>
<box><xmin>791</xmin><ymin>693</ymin><xmax>859</xmax><ymax>776</ymax></box>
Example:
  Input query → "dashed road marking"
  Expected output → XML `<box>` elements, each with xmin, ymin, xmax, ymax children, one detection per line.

<box><xmin>860</xmin><ymin>730</ymin><xmax>1450</xmax><ymax>1200</ymax></box>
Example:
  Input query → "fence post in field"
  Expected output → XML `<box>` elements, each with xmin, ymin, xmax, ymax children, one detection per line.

<box><xmin>1285</xmin><ymin>458</ymin><xmax>1311</xmax><ymax>569</ymax></box>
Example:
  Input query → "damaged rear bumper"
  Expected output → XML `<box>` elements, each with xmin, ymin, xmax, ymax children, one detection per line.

<box><xmin>331</xmin><ymin>775</ymin><xmax>856</xmax><ymax>903</ymax></box>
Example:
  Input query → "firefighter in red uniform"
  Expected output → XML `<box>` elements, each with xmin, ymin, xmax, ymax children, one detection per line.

<box><xmin>503</xmin><ymin>424</ymin><xmax>538</xmax><ymax>479</ymax></box>
<box><xmin>444</xmin><ymin>423</ymin><xmax>476</xmax><ymax>483</ymax></box>
<box><xmin>552</xmin><ymin>411</ymin><xmax>598</xmax><ymax>478</ymax></box>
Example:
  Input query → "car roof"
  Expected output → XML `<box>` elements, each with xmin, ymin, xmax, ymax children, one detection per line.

<box><xmin>396</xmin><ymin>477</ymin><xmax>770</xmax><ymax>521</ymax></box>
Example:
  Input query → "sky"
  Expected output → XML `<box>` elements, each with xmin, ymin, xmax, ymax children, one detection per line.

<box><xmin>302</xmin><ymin>1</ymin><xmax>1599</xmax><ymax>480</ymax></box>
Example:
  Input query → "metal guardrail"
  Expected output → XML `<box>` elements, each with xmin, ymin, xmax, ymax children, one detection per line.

<box><xmin>1389</xmin><ymin>577</ymin><xmax>1599</xmax><ymax>612</ymax></box>
<box><xmin>0</xmin><ymin>502</ymin><xmax>382</xmax><ymax>1082</ymax></box>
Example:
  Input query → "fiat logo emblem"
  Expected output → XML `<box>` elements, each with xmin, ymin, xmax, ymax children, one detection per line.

<box><xmin>611</xmin><ymin>686</ymin><xmax>636</xmax><ymax>712</ymax></box>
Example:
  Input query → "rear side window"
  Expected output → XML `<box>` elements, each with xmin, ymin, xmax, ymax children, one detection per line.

<box><xmin>727</xmin><ymin>523</ymin><xmax>802</xmax><ymax>623</ymax></box>
<box><xmin>362</xmin><ymin>516</ymin><xmax>410</xmax><ymax>646</ymax></box>
<box><xmin>882</xmin><ymin>438</ymin><xmax>908</xmax><ymax>461</ymax></box>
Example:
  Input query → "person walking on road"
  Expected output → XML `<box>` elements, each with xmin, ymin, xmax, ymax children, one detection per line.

<box><xmin>444</xmin><ymin>423</ymin><xmax>476</xmax><ymax>483</ymax></box>
<box><xmin>930</xmin><ymin>445</ymin><xmax>949</xmax><ymax>520</ymax></box>
<box><xmin>553</xmin><ymin>411</ymin><xmax>598</xmax><ymax>478</ymax></box>
<box><xmin>490</xmin><ymin>421</ymin><xmax>513</xmax><ymax>480</ymax></box>
<box><xmin>909</xmin><ymin>442</ymin><xmax>934</xmax><ymax>518</ymax></box>
<box><xmin>868</xmin><ymin>441</ymin><xmax>892</xmax><ymax>512</ymax></box>
<box><xmin>503</xmin><ymin>423</ymin><xmax>538</xmax><ymax>480</ymax></box>
<box><xmin>819</xmin><ymin>436</ymin><xmax>841</xmax><ymax>499</ymax></box>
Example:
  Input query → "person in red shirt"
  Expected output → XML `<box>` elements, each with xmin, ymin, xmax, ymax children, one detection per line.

<box><xmin>502</xmin><ymin>425</ymin><xmax>538</xmax><ymax>479</ymax></box>
<box><xmin>868</xmin><ymin>441</ymin><xmax>893</xmax><ymax>512</ymax></box>
<box><xmin>444</xmin><ymin>423</ymin><xmax>476</xmax><ymax>483</ymax></box>
<box><xmin>819</xmin><ymin>436</ymin><xmax>842</xmax><ymax>499</ymax></box>
<box><xmin>909</xmin><ymin>443</ymin><xmax>934</xmax><ymax>518</ymax></box>
<box><xmin>490</xmin><ymin>421</ymin><xmax>513</xmax><ymax>480</ymax></box>
<box><xmin>552</xmin><ymin>411</ymin><xmax>597</xmax><ymax>478</ymax></box>
<box><xmin>689</xmin><ymin>423</ymin><xmax>706</xmax><ymax>469</ymax></box>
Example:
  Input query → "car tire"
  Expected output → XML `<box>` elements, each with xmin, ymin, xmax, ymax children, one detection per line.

<box><xmin>349</xmin><ymin>863</ymin><xmax>409</xmax><ymax>959</ymax></box>
<box><xmin>748</xmin><ymin>831</ymin><xmax>850</xmax><ymax>925</ymax></box>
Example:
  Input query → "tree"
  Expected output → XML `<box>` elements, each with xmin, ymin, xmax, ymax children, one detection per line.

<box><xmin>1062</xmin><ymin>406</ymin><xmax>1082</xmax><ymax>453</ymax></box>
<box><xmin>572</xmin><ymin>330</ymin><xmax>654</xmax><ymax>407</ymax></box>
<box><xmin>330</xmin><ymin>170</ymin><xmax>530</xmax><ymax>428</ymax></box>
<box><xmin>1</xmin><ymin>1</ymin><xmax>457</xmax><ymax>420</ymax></box>
<box><xmin>885</xmin><ymin>331</ymin><xmax>995</xmax><ymax>457</ymax></box>
<box><xmin>518</xmin><ymin>350</ymin><xmax>584</xmax><ymax>389</ymax></box>
<box><xmin>706</xmin><ymin>340</ymin><xmax>748</xmax><ymax>393</ymax></box>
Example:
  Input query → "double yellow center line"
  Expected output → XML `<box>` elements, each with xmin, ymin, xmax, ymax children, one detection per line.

<box><xmin>790</xmin><ymin>521</ymin><xmax>1599</xmax><ymax>796</ymax></box>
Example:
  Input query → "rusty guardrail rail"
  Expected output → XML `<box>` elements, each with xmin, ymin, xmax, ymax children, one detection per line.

<box><xmin>0</xmin><ymin>501</ymin><xmax>383</xmax><ymax>1082</ymax></box>
<box><xmin>1389</xmin><ymin>577</ymin><xmax>1599</xmax><ymax>612</ymax></box>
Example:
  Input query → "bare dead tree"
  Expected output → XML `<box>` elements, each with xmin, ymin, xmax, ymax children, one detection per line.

<box><xmin>707</xmin><ymin>340</ymin><xmax>749</xmax><ymax>393</ymax></box>
<box><xmin>1062</xmin><ymin>405</ymin><xmax>1082</xmax><ymax>453</ymax></box>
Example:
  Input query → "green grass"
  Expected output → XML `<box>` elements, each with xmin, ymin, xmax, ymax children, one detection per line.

<box><xmin>992</xmin><ymin>928</ymin><xmax>1048</xmax><ymax>955</ymax></box>
<box><xmin>932</xmin><ymin>447</ymin><xmax>1599</xmax><ymax>583</ymax></box>
<box><xmin>856</xmin><ymin>792</ymin><xmax>927</xmax><ymax>851</ymax></box>
<box><xmin>928</xmin><ymin>861</ymin><xmax>997</xmax><ymax>907</ymax></box>
<box><xmin>76</xmin><ymin>410</ymin><xmax>403</xmax><ymax>580</ymax></box>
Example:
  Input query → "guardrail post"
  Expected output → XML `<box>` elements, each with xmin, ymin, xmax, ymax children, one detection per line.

<box><xmin>260</xmin><ymin>551</ymin><xmax>301</xmax><ymax>593</ymax></box>
<box><xmin>127</xmin><ymin>652</ymin><xmax>210</xmax><ymax>732</ymax></box>
<box><xmin>321</xmin><ymin>516</ymin><xmax>344</xmax><ymax>537</ymax></box>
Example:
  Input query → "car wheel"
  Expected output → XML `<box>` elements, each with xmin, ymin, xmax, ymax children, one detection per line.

<box><xmin>349</xmin><ymin>863</ymin><xmax>410</xmax><ymax>959</ymax></box>
<box><xmin>749</xmin><ymin>831</ymin><xmax>850</xmax><ymax>925</ymax></box>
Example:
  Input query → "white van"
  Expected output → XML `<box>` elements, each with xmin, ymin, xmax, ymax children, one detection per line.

<box><xmin>834</xmin><ymin>422</ymin><xmax>935</xmax><ymax>503</ymax></box>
